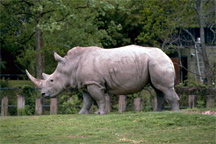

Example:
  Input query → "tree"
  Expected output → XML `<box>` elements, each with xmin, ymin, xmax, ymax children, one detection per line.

<box><xmin>0</xmin><ymin>0</ymin><xmax>110</xmax><ymax>76</ymax></box>
<box><xmin>95</xmin><ymin>0</ymin><xmax>143</xmax><ymax>48</ymax></box>
<box><xmin>184</xmin><ymin>0</ymin><xmax>215</xmax><ymax>85</ymax></box>
<box><xmin>137</xmin><ymin>0</ymin><xmax>215</xmax><ymax>85</ymax></box>
<box><xmin>137</xmin><ymin>0</ymin><xmax>186</xmax><ymax>49</ymax></box>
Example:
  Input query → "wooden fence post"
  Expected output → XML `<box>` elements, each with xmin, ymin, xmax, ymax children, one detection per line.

<box><xmin>50</xmin><ymin>98</ymin><xmax>58</xmax><ymax>114</ymax></box>
<box><xmin>206</xmin><ymin>95</ymin><xmax>215</xmax><ymax>108</ymax></box>
<box><xmin>1</xmin><ymin>96</ymin><xmax>8</xmax><ymax>116</ymax></box>
<box><xmin>118</xmin><ymin>95</ymin><xmax>126</xmax><ymax>113</ymax></box>
<box><xmin>133</xmin><ymin>98</ymin><xmax>143</xmax><ymax>112</ymax></box>
<box><xmin>188</xmin><ymin>95</ymin><xmax>197</xmax><ymax>108</ymax></box>
<box><xmin>17</xmin><ymin>95</ymin><xmax>25</xmax><ymax>115</ymax></box>
<box><xmin>35</xmin><ymin>98</ymin><xmax>43</xmax><ymax>115</ymax></box>
<box><xmin>105</xmin><ymin>94</ymin><xmax>111</xmax><ymax>113</ymax></box>
<box><xmin>153</xmin><ymin>97</ymin><xmax>157</xmax><ymax>111</ymax></box>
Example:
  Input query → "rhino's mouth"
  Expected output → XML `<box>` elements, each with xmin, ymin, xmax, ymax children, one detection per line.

<box><xmin>42</xmin><ymin>93</ymin><xmax>51</xmax><ymax>97</ymax></box>
<box><xmin>42</xmin><ymin>93</ymin><xmax>59</xmax><ymax>98</ymax></box>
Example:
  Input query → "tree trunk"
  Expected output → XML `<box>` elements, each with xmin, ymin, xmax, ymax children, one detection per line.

<box><xmin>35</xmin><ymin>7</ymin><xmax>44</xmax><ymax>79</ymax></box>
<box><xmin>196</xmin><ymin>0</ymin><xmax>211</xmax><ymax>85</ymax></box>
<box><xmin>35</xmin><ymin>26</ymin><xmax>44</xmax><ymax>79</ymax></box>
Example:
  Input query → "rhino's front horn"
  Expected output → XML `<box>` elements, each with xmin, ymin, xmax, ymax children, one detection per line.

<box><xmin>26</xmin><ymin>70</ymin><xmax>43</xmax><ymax>88</ymax></box>
<box><xmin>53</xmin><ymin>51</ymin><xmax>66</xmax><ymax>63</ymax></box>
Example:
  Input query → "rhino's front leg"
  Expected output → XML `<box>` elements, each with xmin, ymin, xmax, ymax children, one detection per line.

<box><xmin>87</xmin><ymin>84</ymin><xmax>107</xmax><ymax>115</ymax></box>
<box><xmin>79</xmin><ymin>91</ymin><xmax>93</xmax><ymax>114</ymax></box>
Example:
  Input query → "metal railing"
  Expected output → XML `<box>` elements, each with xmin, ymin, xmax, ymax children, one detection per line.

<box><xmin>0</xmin><ymin>74</ymin><xmax>26</xmax><ymax>80</ymax></box>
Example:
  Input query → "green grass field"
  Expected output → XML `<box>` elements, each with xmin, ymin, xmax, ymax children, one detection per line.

<box><xmin>0</xmin><ymin>109</ymin><xmax>215</xmax><ymax>144</ymax></box>
<box><xmin>3</xmin><ymin>80</ymin><xmax>35</xmax><ymax>88</ymax></box>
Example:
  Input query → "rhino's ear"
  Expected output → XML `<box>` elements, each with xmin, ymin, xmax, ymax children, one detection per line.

<box><xmin>42</xmin><ymin>73</ymin><xmax>50</xmax><ymax>80</ymax></box>
<box><xmin>53</xmin><ymin>51</ymin><xmax>66</xmax><ymax>63</ymax></box>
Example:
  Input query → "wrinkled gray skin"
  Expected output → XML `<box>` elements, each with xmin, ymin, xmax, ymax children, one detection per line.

<box><xmin>26</xmin><ymin>45</ymin><xmax>180</xmax><ymax>114</ymax></box>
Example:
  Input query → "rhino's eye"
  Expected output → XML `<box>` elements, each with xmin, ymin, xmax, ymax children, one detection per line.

<box><xmin>50</xmin><ymin>79</ymin><xmax>54</xmax><ymax>82</ymax></box>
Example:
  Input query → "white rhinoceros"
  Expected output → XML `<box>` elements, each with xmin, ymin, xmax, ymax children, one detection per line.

<box><xmin>26</xmin><ymin>45</ymin><xmax>180</xmax><ymax>114</ymax></box>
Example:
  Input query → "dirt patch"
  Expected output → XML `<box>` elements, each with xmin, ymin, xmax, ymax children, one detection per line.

<box><xmin>182</xmin><ymin>110</ymin><xmax>216</xmax><ymax>116</ymax></box>
<box><xmin>65</xmin><ymin>135</ymin><xmax>86</xmax><ymax>139</ymax></box>
<box><xmin>119</xmin><ymin>137</ymin><xmax>144</xmax><ymax>143</ymax></box>
<box><xmin>201</xmin><ymin>111</ymin><xmax>216</xmax><ymax>115</ymax></box>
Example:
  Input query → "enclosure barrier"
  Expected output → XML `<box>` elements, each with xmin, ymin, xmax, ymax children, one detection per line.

<box><xmin>17</xmin><ymin>95</ymin><xmax>25</xmax><ymax>115</ymax></box>
<box><xmin>105</xmin><ymin>94</ymin><xmax>111</xmax><ymax>113</ymax></box>
<box><xmin>188</xmin><ymin>95</ymin><xmax>197</xmax><ymax>109</ymax></box>
<box><xmin>50</xmin><ymin>98</ymin><xmax>58</xmax><ymax>114</ymax></box>
<box><xmin>1</xmin><ymin>97</ymin><xmax>8</xmax><ymax>116</ymax></box>
<box><xmin>153</xmin><ymin>97</ymin><xmax>157</xmax><ymax>111</ymax></box>
<box><xmin>133</xmin><ymin>98</ymin><xmax>143</xmax><ymax>112</ymax></box>
<box><xmin>206</xmin><ymin>95</ymin><xmax>215</xmax><ymax>108</ymax></box>
<box><xmin>118</xmin><ymin>95</ymin><xmax>127</xmax><ymax>113</ymax></box>
<box><xmin>1</xmin><ymin>94</ymin><xmax>140</xmax><ymax>115</ymax></box>
<box><xmin>0</xmin><ymin>94</ymin><xmax>214</xmax><ymax>116</ymax></box>
<box><xmin>35</xmin><ymin>98</ymin><xmax>43</xmax><ymax>115</ymax></box>
<box><xmin>0</xmin><ymin>74</ymin><xmax>26</xmax><ymax>80</ymax></box>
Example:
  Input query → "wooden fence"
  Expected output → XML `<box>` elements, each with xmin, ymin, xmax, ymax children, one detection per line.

<box><xmin>1</xmin><ymin>94</ymin><xmax>215</xmax><ymax>116</ymax></box>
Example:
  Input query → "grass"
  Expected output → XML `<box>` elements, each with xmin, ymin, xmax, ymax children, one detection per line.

<box><xmin>0</xmin><ymin>109</ymin><xmax>215</xmax><ymax>144</ymax></box>
<box><xmin>7</xmin><ymin>80</ymin><xmax>35</xmax><ymax>87</ymax></box>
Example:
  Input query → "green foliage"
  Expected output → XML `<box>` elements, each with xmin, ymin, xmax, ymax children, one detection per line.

<box><xmin>210</xmin><ymin>60</ymin><xmax>216</xmax><ymax>86</ymax></box>
<box><xmin>197</xmin><ymin>100</ymin><xmax>205</xmax><ymax>109</ymax></box>
<box><xmin>58</xmin><ymin>92</ymin><xmax>81</xmax><ymax>114</ymax></box>
<box><xmin>0</xmin><ymin>79</ymin><xmax>9</xmax><ymax>101</ymax></box>
<box><xmin>137</xmin><ymin>0</ymin><xmax>215</xmax><ymax>51</ymax></box>
<box><xmin>137</xmin><ymin>0</ymin><xmax>188</xmax><ymax>49</ymax></box>
<box><xmin>1</xmin><ymin>0</ymin><xmax>139</xmax><ymax>74</ymax></box>
<box><xmin>179</xmin><ymin>94</ymin><xmax>188</xmax><ymax>106</ymax></box>
<box><xmin>176</xmin><ymin>72</ymin><xmax>216</xmax><ymax>107</ymax></box>
<box><xmin>132</xmin><ymin>92</ymin><xmax>141</xmax><ymax>98</ymax></box>
<box><xmin>96</xmin><ymin>0</ymin><xmax>142</xmax><ymax>48</ymax></box>
<box><xmin>15</xmin><ymin>85</ymin><xmax>41</xmax><ymax>116</ymax></box>
<box><xmin>0</xmin><ymin>79</ymin><xmax>8</xmax><ymax>88</ymax></box>
<box><xmin>17</xmin><ymin>106</ymin><xmax>33</xmax><ymax>116</ymax></box>
<box><xmin>112</xmin><ymin>104</ymin><xmax>119</xmax><ymax>112</ymax></box>
<box><xmin>183</xmin><ymin>74</ymin><xmax>207</xmax><ymax>88</ymax></box>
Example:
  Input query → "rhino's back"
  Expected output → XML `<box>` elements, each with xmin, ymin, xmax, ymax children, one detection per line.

<box><xmin>76</xmin><ymin>45</ymin><xmax>171</xmax><ymax>95</ymax></box>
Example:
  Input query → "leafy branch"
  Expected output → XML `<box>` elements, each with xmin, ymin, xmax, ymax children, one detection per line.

<box><xmin>20</xmin><ymin>0</ymin><xmax>34</xmax><ymax>7</ymax></box>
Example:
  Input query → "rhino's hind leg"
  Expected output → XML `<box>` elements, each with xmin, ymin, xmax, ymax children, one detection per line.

<box><xmin>149</xmin><ymin>60</ymin><xmax>179</xmax><ymax>111</ymax></box>
<box><xmin>163</xmin><ymin>88</ymin><xmax>180</xmax><ymax>111</ymax></box>
<box><xmin>79</xmin><ymin>91</ymin><xmax>93</xmax><ymax>114</ymax></box>
<box><xmin>154</xmin><ymin>87</ymin><xmax>179</xmax><ymax>111</ymax></box>
<box><xmin>87</xmin><ymin>84</ymin><xmax>107</xmax><ymax>115</ymax></box>
<box><xmin>154</xmin><ymin>89</ymin><xmax>167</xmax><ymax>111</ymax></box>
<box><xmin>149</xmin><ymin>84</ymin><xmax>180</xmax><ymax>112</ymax></box>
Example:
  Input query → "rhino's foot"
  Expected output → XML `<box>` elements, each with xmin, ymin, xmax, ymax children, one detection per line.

<box><xmin>79</xmin><ymin>108</ymin><xmax>90</xmax><ymax>114</ymax></box>
<box><xmin>171</xmin><ymin>106</ymin><xmax>180</xmax><ymax>111</ymax></box>
<box><xmin>170</xmin><ymin>100</ymin><xmax>180</xmax><ymax>111</ymax></box>
<box><xmin>94</xmin><ymin>110</ymin><xmax>107</xmax><ymax>115</ymax></box>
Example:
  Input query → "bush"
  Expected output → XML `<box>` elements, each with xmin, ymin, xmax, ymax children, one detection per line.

<box><xmin>197</xmin><ymin>99</ymin><xmax>205</xmax><ymax>108</ymax></box>
<box><xmin>15</xmin><ymin>85</ymin><xmax>40</xmax><ymax>116</ymax></box>
<box><xmin>17</xmin><ymin>105</ymin><xmax>33</xmax><ymax>116</ymax></box>
<box><xmin>0</xmin><ymin>79</ymin><xmax>8</xmax><ymax>88</ymax></box>
<box><xmin>58</xmin><ymin>92</ymin><xmax>81</xmax><ymax>114</ymax></box>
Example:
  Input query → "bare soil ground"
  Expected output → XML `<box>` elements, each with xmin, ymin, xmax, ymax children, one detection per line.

<box><xmin>182</xmin><ymin>110</ymin><xmax>216</xmax><ymax>116</ymax></box>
